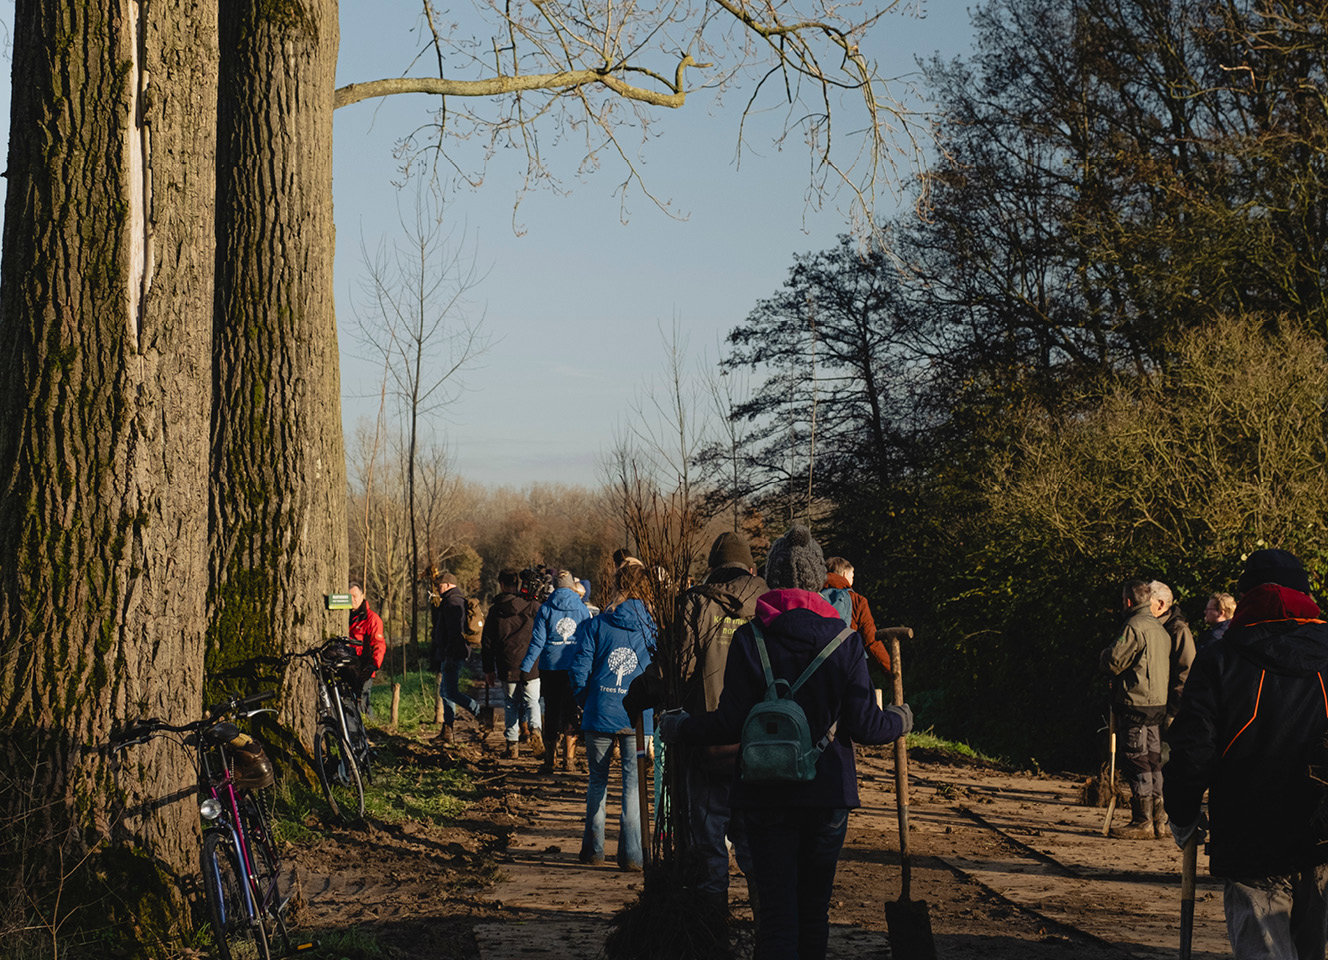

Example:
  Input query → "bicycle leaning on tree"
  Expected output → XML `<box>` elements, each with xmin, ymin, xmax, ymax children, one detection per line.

<box><xmin>282</xmin><ymin>638</ymin><xmax>373</xmax><ymax>823</ymax></box>
<box><xmin>110</xmin><ymin>690</ymin><xmax>308</xmax><ymax>960</ymax></box>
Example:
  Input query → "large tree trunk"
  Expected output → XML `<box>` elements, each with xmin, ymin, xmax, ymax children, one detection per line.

<box><xmin>210</xmin><ymin>0</ymin><xmax>345</xmax><ymax>739</ymax></box>
<box><xmin>0</xmin><ymin>0</ymin><xmax>218</xmax><ymax>949</ymax></box>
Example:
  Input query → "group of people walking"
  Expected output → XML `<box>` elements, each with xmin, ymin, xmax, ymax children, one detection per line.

<box><xmin>428</xmin><ymin>558</ymin><xmax>658</xmax><ymax>870</ymax></box>
<box><xmin>1102</xmin><ymin>550</ymin><xmax>1328</xmax><ymax>960</ymax></box>
<box><xmin>415</xmin><ymin>525</ymin><xmax>911</xmax><ymax>958</ymax></box>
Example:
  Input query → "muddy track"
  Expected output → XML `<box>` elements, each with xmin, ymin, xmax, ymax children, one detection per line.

<box><xmin>286</xmin><ymin>727</ymin><xmax>1229</xmax><ymax>959</ymax></box>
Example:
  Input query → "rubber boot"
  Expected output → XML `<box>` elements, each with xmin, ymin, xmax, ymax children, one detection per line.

<box><xmin>1153</xmin><ymin>795</ymin><xmax>1167</xmax><ymax>839</ymax></box>
<box><xmin>539</xmin><ymin>731</ymin><xmax>556</xmax><ymax>773</ymax></box>
<box><xmin>529</xmin><ymin>727</ymin><xmax>545</xmax><ymax>758</ymax></box>
<box><xmin>1112</xmin><ymin>795</ymin><xmax>1154</xmax><ymax>840</ymax></box>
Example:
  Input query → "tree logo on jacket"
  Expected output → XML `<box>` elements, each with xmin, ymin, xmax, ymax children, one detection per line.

<box><xmin>608</xmin><ymin>647</ymin><xmax>639</xmax><ymax>686</ymax></box>
<box><xmin>556</xmin><ymin>616</ymin><xmax>577</xmax><ymax>640</ymax></box>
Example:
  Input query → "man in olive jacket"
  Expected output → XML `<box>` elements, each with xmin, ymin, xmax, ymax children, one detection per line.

<box><xmin>674</xmin><ymin>531</ymin><xmax>768</xmax><ymax>908</ymax></box>
<box><xmin>1100</xmin><ymin>578</ymin><xmax>1170</xmax><ymax>839</ymax></box>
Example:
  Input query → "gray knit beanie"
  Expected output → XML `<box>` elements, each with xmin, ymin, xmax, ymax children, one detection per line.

<box><xmin>763</xmin><ymin>524</ymin><xmax>826</xmax><ymax>590</ymax></box>
<box><xmin>554</xmin><ymin>570</ymin><xmax>578</xmax><ymax>590</ymax></box>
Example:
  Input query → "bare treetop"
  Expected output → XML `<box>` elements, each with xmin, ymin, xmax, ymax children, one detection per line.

<box><xmin>334</xmin><ymin>0</ymin><xmax>923</xmax><ymax>225</ymax></box>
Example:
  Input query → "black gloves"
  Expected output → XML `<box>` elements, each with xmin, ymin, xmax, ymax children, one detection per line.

<box><xmin>624</xmin><ymin>663</ymin><xmax>666</xmax><ymax>723</ymax></box>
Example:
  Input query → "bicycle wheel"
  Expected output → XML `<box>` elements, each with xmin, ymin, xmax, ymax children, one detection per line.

<box><xmin>313</xmin><ymin>723</ymin><xmax>364</xmax><ymax>823</ymax></box>
<box><xmin>202</xmin><ymin>828</ymin><xmax>270</xmax><ymax>960</ymax></box>
<box><xmin>338</xmin><ymin>692</ymin><xmax>373</xmax><ymax>784</ymax></box>
<box><xmin>238</xmin><ymin>796</ymin><xmax>289</xmax><ymax>952</ymax></box>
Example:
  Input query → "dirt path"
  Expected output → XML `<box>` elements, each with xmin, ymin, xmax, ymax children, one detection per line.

<box><xmin>288</xmin><ymin>727</ymin><xmax>1228</xmax><ymax>959</ymax></box>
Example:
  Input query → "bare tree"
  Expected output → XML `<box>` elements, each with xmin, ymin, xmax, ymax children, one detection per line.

<box><xmin>699</xmin><ymin>360</ymin><xmax>753</xmax><ymax>533</ymax></box>
<box><xmin>355</xmin><ymin>185</ymin><xmax>488</xmax><ymax>668</ymax></box>
<box><xmin>338</xmin><ymin>0</ymin><xmax>923</xmax><ymax>226</ymax></box>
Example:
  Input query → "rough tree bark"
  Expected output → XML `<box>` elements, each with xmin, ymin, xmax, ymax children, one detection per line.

<box><xmin>209</xmin><ymin>0</ymin><xmax>346</xmax><ymax>737</ymax></box>
<box><xmin>0</xmin><ymin>0</ymin><xmax>218</xmax><ymax>948</ymax></box>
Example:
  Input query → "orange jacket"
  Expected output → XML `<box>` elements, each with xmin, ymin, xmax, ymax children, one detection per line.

<box><xmin>822</xmin><ymin>573</ymin><xmax>890</xmax><ymax>675</ymax></box>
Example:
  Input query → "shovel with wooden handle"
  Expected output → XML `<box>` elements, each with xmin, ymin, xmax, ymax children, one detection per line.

<box><xmin>635</xmin><ymin>715</ymin><xmax>652</xmax><ymax>868</ymax></box>
<box><xmin>882</xmin><ymin>626</ymin><xmax>937</xmax><ymax>960</ymax></box>
<box><xmin>1102</xmin><ymin>707</ymin><xmax>1117</xmax><ymax>837</ymax></box>
<box><xmin>1180</xmin><ymin>830</ymin><xmax>1198</xmax><ymax>960</ymax></box>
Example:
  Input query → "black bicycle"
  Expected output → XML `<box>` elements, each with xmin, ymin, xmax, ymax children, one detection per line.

<box><xmin>284</xmin><ymin>638</ymin><xmax>371</xmax><ymax>823</ymax></box>
<box><xmin>111</xmin><ymin>691</ymin><xmax>305</xmax><ymax>960</ymax></box>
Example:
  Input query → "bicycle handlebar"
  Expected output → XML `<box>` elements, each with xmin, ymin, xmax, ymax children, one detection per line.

<box><xmin>111</xmin><ymin>688</ymin><xmax>278</xmax><ymax>750</ymax></box>
<box><xmin>207</xmin><ymin>689</ymin><xmax>276</xmax><ymax>719</ymax></box>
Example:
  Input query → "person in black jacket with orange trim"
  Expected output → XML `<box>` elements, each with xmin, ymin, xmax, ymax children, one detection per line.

<box><xmin>1164</xmin><ymin>549</ymin><xmax>1328</xmax><ymax>959</ymax></box>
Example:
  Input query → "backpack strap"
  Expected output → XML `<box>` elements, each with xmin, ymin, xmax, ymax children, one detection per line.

<box><xmin>789</xmin><ymin>627</ymin><xmax>855</xmax><ymax>695</ymax></box>
<box><xmin>751</xmin><ymin>621</ymin><xmax>780</xmax><ymax>698</ymax></box>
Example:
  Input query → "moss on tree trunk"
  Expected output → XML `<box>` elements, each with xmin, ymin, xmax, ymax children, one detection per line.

<box><xmin>0</xmin><ymin>0</ymin><xmax>219</xmax><ymax>953</ymax></box>
<box><xmin>209</xmin><ymin>0</ymin><xmax>346</xmax><ymax>745</ymax></box>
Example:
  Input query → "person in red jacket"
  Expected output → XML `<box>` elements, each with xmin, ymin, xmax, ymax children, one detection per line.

<box><xmin>348</xmin><ymin>582</ymin><xmax>386</xmax><ymax>715</ymax></box>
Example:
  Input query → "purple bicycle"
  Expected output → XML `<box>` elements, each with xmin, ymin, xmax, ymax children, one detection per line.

<box><xmin>112</xmin><ymin>690</ymin><xmax>307</xmax><ymax>960</ymax></box>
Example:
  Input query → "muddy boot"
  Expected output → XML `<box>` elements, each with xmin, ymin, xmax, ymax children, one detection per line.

<box><xmin>520</xmin><ymin>721</ymin><xmax>531</xmax><ymax>743</ymax></box>
<box><xmin>504</xmin><ymin>741</ymin><xmax>519</xmax><ymax>760</ymax></box>
<box><xmin>529</xmin><ymin>727</ymin><xmax>545</xmax><ymax>758</ymax></box>
<box><xmin>1153</xmin><ymin>796</ymin><xmax>1167</xmax><ymax>839</ymax></box>
<box><xmin>563</xmin><ymin>734</ymin><xmax>578</xmax><ymax>772</ymax></box>
<box><xmin>432</xmin><ymin>723</ymin><xmax>455</xmax><ymax>745</ymax></box>
<box><xmin>1112</xmin><ymin>795</ymin><xmax>1154</xmax><ymax>840</ymax></box>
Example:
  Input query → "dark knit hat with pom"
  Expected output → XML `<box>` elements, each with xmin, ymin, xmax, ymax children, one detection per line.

<box><xmin>763</xmin><ymin>523</ymin><xmax>826</xmax><ymax>591</ymax></box>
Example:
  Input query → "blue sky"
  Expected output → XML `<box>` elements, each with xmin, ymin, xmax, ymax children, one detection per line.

<box><xmin>0</xmin><ymin>1</ymin><xmax>977</xmax><ymax>487</ymax></box>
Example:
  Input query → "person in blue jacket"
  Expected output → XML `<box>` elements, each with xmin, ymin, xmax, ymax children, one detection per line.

<box><xmin>520</xmin><ymin>570</ymin><xmax>593</xmax><ymax>772</ymax></box>
<box><xmin>659</xmin><ymin>524</ymin><xmax>911</xmax><ymax>960</ymax></box>
<box><xmin>569</xmin><ymin>562</ymin><xmax>656</xmax><ymax>870</ymax></box>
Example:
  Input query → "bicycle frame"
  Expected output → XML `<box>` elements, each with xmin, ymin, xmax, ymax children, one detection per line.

<box><xmin>199</xmin><ymin>748</ymin><xmax>271</xmax><ymax>922</ymax></box>
<box><xmin>113</xmin><ymin>692</ymin><xmax>282</xmax><ymax>944</ymax></box>
<box><xmin>294</xmin><ymin>640</ymin><xmax>368</xmax><ymax>760</ymax></box>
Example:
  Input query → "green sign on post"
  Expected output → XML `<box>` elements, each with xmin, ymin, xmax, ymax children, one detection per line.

<box><xmin>325</xmin><ymin>593</ymin><xmax>354</xmax><ymax>610</ymax></box>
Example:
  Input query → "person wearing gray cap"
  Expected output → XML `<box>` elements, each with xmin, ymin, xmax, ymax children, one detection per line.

<box><xmin>1165</xmin><ymin>549</ymin><xmax>1328</xmax><ymax>959</ymax></box>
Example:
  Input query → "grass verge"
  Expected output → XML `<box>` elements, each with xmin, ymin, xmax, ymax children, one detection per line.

<box><xmin>906</xmin><ymin>728</ymin><xmax>1006</xmax><ymax>767</ymax></box>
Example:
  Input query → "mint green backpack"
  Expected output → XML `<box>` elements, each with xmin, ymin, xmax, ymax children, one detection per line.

<box><xmin>739</xmin><ymin>622</ymin><xmax>854</xmax><ymax>783</ymax></box>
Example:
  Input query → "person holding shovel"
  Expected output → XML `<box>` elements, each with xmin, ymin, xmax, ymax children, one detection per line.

<box><xmin>658</xmin><ymin>523</ymin><xmax>912</xmax><ymax>960</ymax></box>
<box><xmin>1164</xmin><ymin>549</ymin><xmax>1328</xmax><ymax>959</ymax></box>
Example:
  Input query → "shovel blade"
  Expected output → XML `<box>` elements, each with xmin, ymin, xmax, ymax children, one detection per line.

<box><xmin>885</xmin><ymin>898</ymin><xmax>937</xmax><ymax>960</ymax></box>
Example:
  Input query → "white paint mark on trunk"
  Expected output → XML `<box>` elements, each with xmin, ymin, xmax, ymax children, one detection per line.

<box><xmin>125</xmin><ymin>0</ymin><xmax>153</xmax><ymax>348</ymax></box>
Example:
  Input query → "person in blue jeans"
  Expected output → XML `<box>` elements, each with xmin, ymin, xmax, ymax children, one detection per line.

<box><xmin>569</xmin><ymin>562</ymin><xmax>656</xmax><ymax>870</ymax></box>
<box><xmin>429</xmin><ymin>569</ymin><xmax>478</xmax><ymax>743</ymax></box>
<box><xmin>521</xmin><ymin>570</ymin><xmax>594</xmax><ymax>771</ymax></box>
<box><xmin>660</xmin><ymin>524</ymin><xmax>912</xmax><ymax>960</ymax></box>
